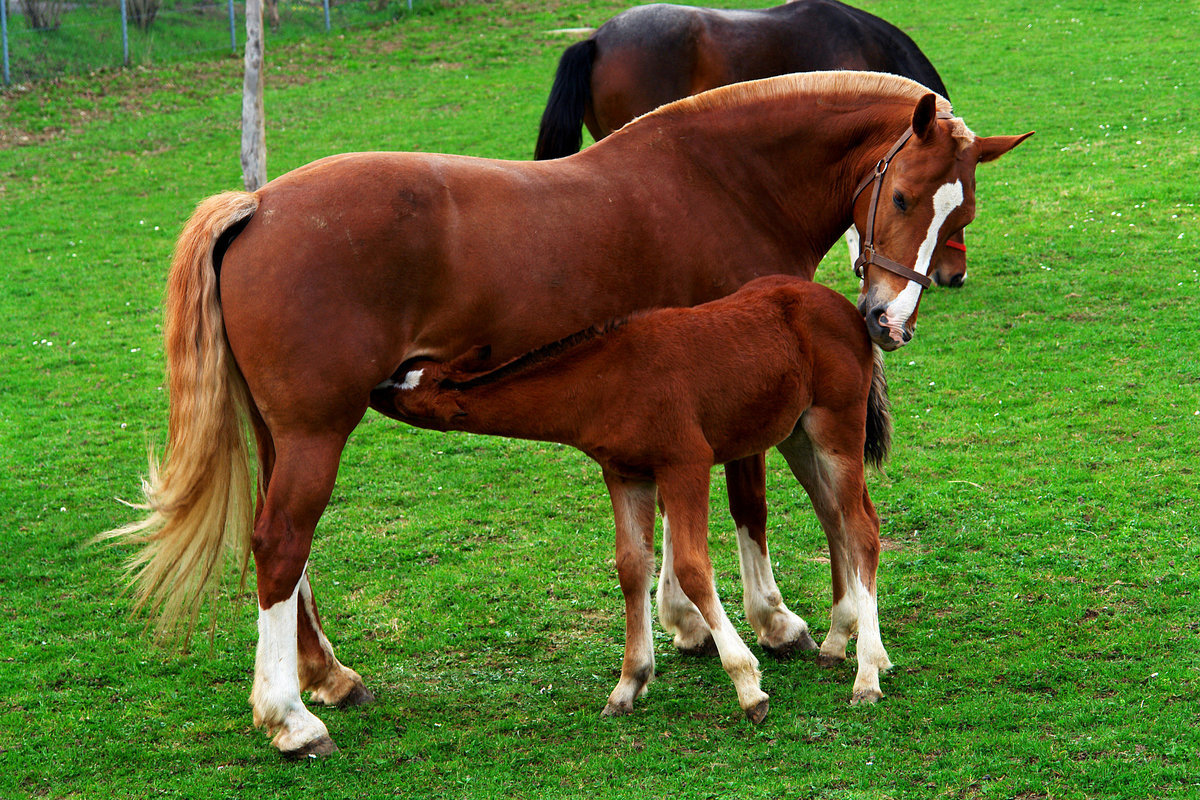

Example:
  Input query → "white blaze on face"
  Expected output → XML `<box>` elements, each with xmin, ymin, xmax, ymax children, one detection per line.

<box><xmin>884</xmin><ymin>180</ymin><xmax>964</xmax><ymax>327</ymax></box>
<box><xmin>400</xmin><ymin>369</ymin><xmax>424</xmax><ymax>390</ymax></box>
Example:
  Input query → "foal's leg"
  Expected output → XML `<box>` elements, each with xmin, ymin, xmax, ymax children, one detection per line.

<box><xmin>250</xmin><ymin>414</ymin><xmax>372</xmax><ymax>710</ymax></box>
<box><xmin>845</xmin><ymin>225</ymin><xmax>862</xmax><ymax>269</ymax></box>
<box><xmin>248</xmin><ymin>432</ymin><xmax>349</xmax><ymax>757</ymax></box>
<box><xmin>601</xmin><ymin>472</ymin><xmax>658</xmax><ymax>716</ymax></box>
<box><xmin>725</xmin><ymin>454</ymin><xmax>817</xmax><ymax>656</ymax></box>
<box><xmin>657</xmin><ymin>465</ymin><xmax>769</xmax><ymax>722</ymax></box>
<box><xmin>777</xmin><ymin>413</ymin><xmax>891</xmax><ymax>704</ymax></box>
<box><xmin>656</xmin><ymin>507</ymin><xmax>716</xmax><ymax>655</ymax></box>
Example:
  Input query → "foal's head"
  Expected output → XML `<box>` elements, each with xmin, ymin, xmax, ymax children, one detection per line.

<box><xmin>853</xmin><ymin>93</ymin><xmax>1032</xmax><ymax>350</ymax></box>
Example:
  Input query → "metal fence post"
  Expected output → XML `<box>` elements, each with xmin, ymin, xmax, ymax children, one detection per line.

<box><xmin>323</xmin><ymin>0</ymin><xmax>330</xmax><ymax>32</ymax></box>
<box><xmin>2</xmin><ymin>0</ymin><xmax>10</xmax><ymax>86</ymax></box>
<box><xmin>228</xmin><ymin>0</ymin><xmax>237</xmax><ymax>54</ymax></box>
<box><xmin>120</xmin><ymin>0</ymin><xmax>129</xmax><ymax>66</ymax></box>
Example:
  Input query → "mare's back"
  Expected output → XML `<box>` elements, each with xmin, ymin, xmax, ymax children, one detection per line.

<box><xmin>589</xmin><ymin>0</ymin><xmax>947</xmax><ymax>129</ymax></box>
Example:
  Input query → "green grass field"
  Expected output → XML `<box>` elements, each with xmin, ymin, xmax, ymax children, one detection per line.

<box><xmin>1</xmin><ymin>0</ymin><xmax>1197</xmax><ymax>797</ymax></box>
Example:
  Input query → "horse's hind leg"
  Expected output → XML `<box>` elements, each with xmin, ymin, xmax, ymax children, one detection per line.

<box><xmin>777</xmin><ymin>412</ymin><xmax>892</xmax><ymax>704</ymax></box>
<box><xmin>601</xmin><ymin>472</ymin><xmax>658</xmax><ymax>716</ymax></box>
<box><xmin>297</xmin><ymin>572</ymin><xmax>373</xmax><ymax>707</ymax></box>
<box><xmin>250</xmin><ymin>414</ymin><xmax>372</xmax><ymax>711</ymax></box>
<box><xmin>657</xmin><ymin>465</ymin><xmax>769</xmax><ymax>723</ymax></box>
<box><xmin>248</xmin><ymin>430</ymin><xmax>353</xmax><ymax>757</ymax></box>
<box><xmin>725</xmin><ymin>454</ymin><xmax>818</xmax><ymax>657</ymax></box>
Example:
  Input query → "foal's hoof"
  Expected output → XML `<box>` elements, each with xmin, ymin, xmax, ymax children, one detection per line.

<box><xmin>281</xmin><ymin>734</ymin><xmax>339</xmax><ymax>760</ymax></box>
<box><xmin>676</xmin><ymin>635</ymin><xmax>718</xmax><ymax>657</ymax></box>
<box><xmin>335</xmin><ymin>684</ymin><xmax>376</xmax><ymax>709</ymax></box>
<box><xmin>763</xmin><ymin>629</ymin><xmax>819</xmax><ymax>659</ymax></box>
<box><xmin>851</xmin><ymin>688</ymin><xmax>884</xmax><ymax>705</ymax></box>
<box><xmin>815</xmin><ymin>653</ymin><xmax>846</xmax><ymax>669</ymax></box>
<box><xmin>744</xmin><ymin>697</ymin><xmax>770</xmax><ymax>724</ymax></box>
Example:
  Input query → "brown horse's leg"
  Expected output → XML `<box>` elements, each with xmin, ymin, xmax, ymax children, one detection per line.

<box><xmin>656</xmin><ymin>465</ymin><xmax>769</xmax><ymax>723</ymax></box>
<box><xmin>656</xmin><ymin>502</ymin><xmax>716</xmax><ymax>656</ymax></box>
<box><xmin>250</xmin><ymin>413</ymin><xmax>372</xmax><ymax>710</ymax></box>
<box><xmin>248</xmin><ymin>431</ymin><xmax>349</xmax><ymax>757</ymax></box>
<box><xmin>297</xmin><ymin>572</ymin><xmax>374</xmax><ymax>707</ymax></box>
<box><xmin>601</xmin><ymin>472</ymin><xmax>658</xmax><ymax>716</ymax></box>
<box><xmin>725</xmin><ymin>454</ymin><xmax>818</xmax><ymax>657</ymax></box>
<box><xmin>777</xmin><ymin>410</ymin><xmax>892</xmax><ymax>704</ymax></box>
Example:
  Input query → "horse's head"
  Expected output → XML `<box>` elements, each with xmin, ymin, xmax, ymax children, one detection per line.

<box><xmin>852</xmin><ymin>93</ymin><xmax>1032</xmax><ymax>350</ymax></box>
<box><xmin>383</xmin><ymin>359</ymin><xmax>470</xmax><ymax>430</ymax></box>
<box><xmin>929</xmin><ymin>230</ymin><xmax>968</xmax><ymax>288</ymax></box>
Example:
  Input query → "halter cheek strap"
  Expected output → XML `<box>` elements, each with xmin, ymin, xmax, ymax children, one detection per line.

<box><xmin>851</xmin><ymin>113</ymin><xmax>957</xmax><ymax>291</ymax></box>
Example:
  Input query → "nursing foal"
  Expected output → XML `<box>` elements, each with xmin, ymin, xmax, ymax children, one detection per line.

<box><xmin>380</xmin><ymin>275</ymin><xmax>894</xmax><ymax>721</ymax></box>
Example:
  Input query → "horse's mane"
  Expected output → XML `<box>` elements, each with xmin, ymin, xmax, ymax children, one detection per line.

<box><xmin>444</xmin><ymin>315</ymin><xmax>638</xmax><ymax>390</ymax></box>
<box><xmin>636</xmin><ymin>70</ymin><xmax>975</xmax><ymax>150</ymax></box>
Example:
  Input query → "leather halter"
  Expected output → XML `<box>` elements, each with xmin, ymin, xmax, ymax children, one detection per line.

<box><xmin>851</xmin><ymin>113</ymin><xmax>956</xmax><ymax>291</ymax></box>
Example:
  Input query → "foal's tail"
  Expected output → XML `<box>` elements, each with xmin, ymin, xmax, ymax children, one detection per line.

<box><xmin>533</xmin><ymin>38</ymin><xmax>597</xmax><ymax>160</ymax></box>
<box><xmin>864</xmin><ymin>345</ymin><xmax>893</xmax><ymax>470</ymax></box>
<box><xmin>98</xmin><ymin>191</ymin><xmax>260</xmax><ymax>645</ymax></box>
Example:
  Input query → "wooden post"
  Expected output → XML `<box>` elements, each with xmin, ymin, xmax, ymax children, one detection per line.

<box><xmin>241</xmin><ymin>0</ymin><xmax>267</xmax><ymax>191</ymax></box>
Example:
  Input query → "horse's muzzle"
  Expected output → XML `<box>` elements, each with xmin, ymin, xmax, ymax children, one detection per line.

<box><xmin>863</xmin><ymin>305</ymin><xmax>912</xmax><ymax>351</ymax></box>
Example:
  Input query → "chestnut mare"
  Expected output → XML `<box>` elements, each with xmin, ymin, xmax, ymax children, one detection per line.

<box><xmin>534</xmin><ymin>0</ymin><xmax>970</xmax><ymax>287</ymax></box>
<box><xmin>106</xmin><ymin>72</ymin><xmax>1030</xmax><ymax>756</ymax></box>
<box><xmin>383</xmin><ymin>275</ymin><xmax>894</xmax><ymax>722</ymax></box>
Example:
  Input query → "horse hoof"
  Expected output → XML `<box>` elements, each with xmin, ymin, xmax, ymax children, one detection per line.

<box><xmin>335</xmin><ymin>684</ymin><xmax>376</xmax><ymax>709</ymax></box>
<box><xmin>744</xmin><ymin>697</ymin><xmax>770</xmax><ymax>724</ymax></box>
<box><xmin>815</xmin><ymin>653</ymin><xmax>845</xmax><ymax>669</ymax></box>
<box><xmin>676</xmin><ymin>636</ymin><xmax>718</xmax><ymax>657</ymax></box>
<box><xmin>281</xmin><ymin>734</ymin><xmax>339</xmax><ymax>760</ymax></box>
<box><xmin>601</xmin><ymin>701</ymin><xmax>632</xmax><ymax>717</ymax></box>
<box><xmin>851</xmin><ymin>689</ymin><xmax>884</xmax><ymax>705</ymax></box>
<box><xmin>763</xmin><ymin>629</ymin><xmax>819</xmax><ymax>659</ymax></box>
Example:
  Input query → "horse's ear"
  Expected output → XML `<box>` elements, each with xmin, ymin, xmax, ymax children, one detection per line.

<box><xmin>977</xmin><ymin>131</ymin><xmax>1035</xmax><ymax>162</ymax></box>
<box><xmin>912</xmin><ymin>93</ymin><xmax>939</xmax><ymax>139</ymax></box>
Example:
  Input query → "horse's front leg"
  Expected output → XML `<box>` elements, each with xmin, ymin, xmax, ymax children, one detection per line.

<box><xmin>726</xmin><ymin>454</ymin><xmax>818</xmax><ymax>657</ymax></box>
<box><xmin>656</xmin><ymin>508</ymin><xmax>716</xmax><ymax>655</ymax></box>
<box><xmin>777</xmin><ymin>414</ymin><xmax>892</xmax><ymax>704</ymax></box>
<box><xmin>601</xmin><ymin>472</ymin><xmax>658</xmax><ymax>716</ymax></box>
<box><xmin>657</xmin><ymin>465</ymin><xmax>769</xmax><ymax>723</ymax></box>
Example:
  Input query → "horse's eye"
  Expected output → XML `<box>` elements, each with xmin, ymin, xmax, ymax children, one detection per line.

<box><xmin>892</xmin><ymin>191</ymin><xmax>908</xmax><ymax>212</ymax></box>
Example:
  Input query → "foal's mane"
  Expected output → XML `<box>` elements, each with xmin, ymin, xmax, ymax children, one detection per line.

<box><xmin>444</xmin><ymin>316</ymin><xmax>637</xmax><ymax>390</ymax></box>
<box><xmin>637</xmin><ymin>70</ymin><xmax>974</xmax><ymax>149</ymax></box>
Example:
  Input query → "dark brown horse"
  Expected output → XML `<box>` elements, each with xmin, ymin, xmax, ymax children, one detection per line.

<box><xmin>534</xmin><ymin>0</ymin><xmax>971</xmax><ymax>287</ymax></box>
<box><xmin>105</xmin><ymin>72</ymin><xmax>1029</xmax><ymax>756</ymax></box>
<box><xmin>383</xmin><ymin>275</ymin><xmax>894</xmax><ymax>721</ymax></box>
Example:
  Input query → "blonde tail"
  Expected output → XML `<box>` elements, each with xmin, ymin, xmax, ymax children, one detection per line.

<box><xmin>99</xmin><ymin>191</ymin><xmax>260</xmax><ymax>645</ymax></box>
<box><xmin>864</xmin><ymin>345</ymin><xmax>892</xmax><ymax>471</ymax></box>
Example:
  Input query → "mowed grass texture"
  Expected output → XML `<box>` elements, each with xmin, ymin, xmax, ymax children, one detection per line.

<box><xmin>1</xmin><ymin>1</ymin><xmax>1197</xmax><ymax>798</ymax></box>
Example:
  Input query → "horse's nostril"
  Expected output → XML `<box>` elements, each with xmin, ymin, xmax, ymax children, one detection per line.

<box><xmin>948</xmin><ymin>274</ymin><xmax>965</xmax><ymax>288</ymax></box>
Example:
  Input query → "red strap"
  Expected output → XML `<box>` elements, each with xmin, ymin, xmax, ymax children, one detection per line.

<box><xmin>944</xmin><ymin>239</ymin><xmax>967</xmax><ymax>253</ymax></box>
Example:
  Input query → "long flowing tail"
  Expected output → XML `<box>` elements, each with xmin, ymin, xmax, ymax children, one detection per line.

<box><xmin>99</xmin><ymin>191</ymin><xmax>260</xmax><ymax>645</ymax></box>
<box><xmin>533</xmin><ymin>38</ymin><xmax>597</xmax><ymax>160</ymax></box>
<box><xmin>864</xmin><ymin>345</ymin><xmax>892</xmax><ymax>470</ymax></box>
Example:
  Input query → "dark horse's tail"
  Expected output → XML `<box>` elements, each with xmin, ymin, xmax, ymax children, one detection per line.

<box><xmin>864</xmin><ymin>346</ymin><xmax>892</xmax><ymax>469</ymax></box>
<box><xmin>534</xmin><ymin>38</ymin><xmax>597</xmax><ymax>160</ymax></box>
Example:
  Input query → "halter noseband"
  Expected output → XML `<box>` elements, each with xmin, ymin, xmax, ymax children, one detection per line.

<box><xmin>851</xmin><ymin>113</ymin><xmax>956</xmax><ymax>291</ymax></box>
